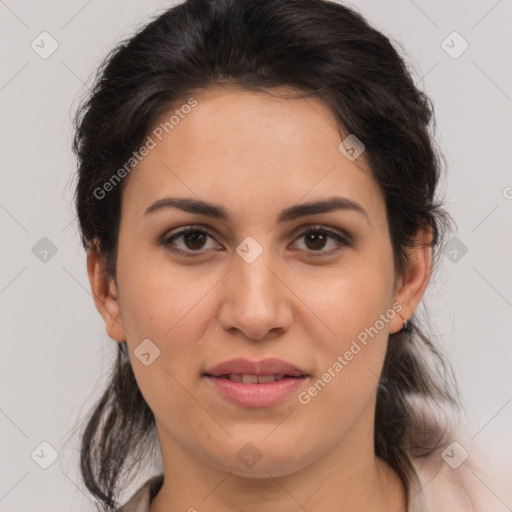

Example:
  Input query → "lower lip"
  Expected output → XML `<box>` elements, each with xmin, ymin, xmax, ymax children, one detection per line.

<box><xmin>204</xmin><ymin>375</ymin><xmax>307</xmax><ymax>407</ymax></box>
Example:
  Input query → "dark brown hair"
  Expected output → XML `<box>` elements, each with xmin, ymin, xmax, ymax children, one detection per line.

<box><xmin>72</xmin><ymin>0</ymin><xmax>458</xmax><ymax>509</ymax></box>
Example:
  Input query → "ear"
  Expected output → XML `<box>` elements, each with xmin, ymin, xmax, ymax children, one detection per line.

<box><xmin>389</xmin><ymin>225</ymin><xmax>433</xmax><ymax>334</ymax></box>
<box><xmin>86</xmin><ymin>240</ymin><xmax>126</xmax><ymax>342</ymax></box>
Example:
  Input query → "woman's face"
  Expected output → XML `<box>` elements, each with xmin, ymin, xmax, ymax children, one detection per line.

<box><xmin>95</xmin><ymin>85</ymin><xmax>415</xmax><ymax>478</ymax></box>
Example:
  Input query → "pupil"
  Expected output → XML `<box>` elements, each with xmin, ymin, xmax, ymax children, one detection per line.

<box><xmin>306</xmin><ymin>232</ymin><xmax>326</xmax><ymax>250</ymax></box>
<box><xmin>185</xmin><ymin>232</ymin><xmax>206</xmax><ymax>250</ymax></box>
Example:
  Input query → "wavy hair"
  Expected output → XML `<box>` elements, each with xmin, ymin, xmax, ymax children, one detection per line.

<box><xmin>72</xmin><ymin>0</ymin><xmax>458</xmax><ymax>509</ymax></box>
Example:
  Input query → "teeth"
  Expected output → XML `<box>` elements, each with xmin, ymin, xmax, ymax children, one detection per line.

<box><xmin>226</xmin><ymin>374</ymin><xmax>287</xmax><ymax>383</ymax></box>
<box><xmin>257</xmin><ymin>374</ymin><xmax>278</xmax><ymax>383</ymax></box>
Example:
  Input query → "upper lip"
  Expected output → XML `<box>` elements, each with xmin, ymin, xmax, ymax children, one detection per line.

<box><xmin>204</xmin><ymin>358</ymin><xmax>308</xmax><ymax>378</ymax></box>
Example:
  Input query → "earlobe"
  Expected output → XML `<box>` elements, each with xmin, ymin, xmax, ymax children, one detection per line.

<box><xmin>86</xmin><ymin>241</ymin><xmax>127</xmax><ymax>342</ymax></box>
<box><xmin>389</xmin><ymin>225</ymin><xmax>434</xmax><ymax>334</ymax></box>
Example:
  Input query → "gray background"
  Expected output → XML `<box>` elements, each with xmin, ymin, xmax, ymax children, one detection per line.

<box><xmin>1</xmin><ymin>0</ymin><xmax>511</xmax><ymax>510</ymax></box>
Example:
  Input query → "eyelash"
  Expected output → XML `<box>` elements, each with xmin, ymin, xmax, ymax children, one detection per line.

<box><xmin>161</xmin><ymin>225</ymin><xmax>350</xmax><ymax>258</ymax></box>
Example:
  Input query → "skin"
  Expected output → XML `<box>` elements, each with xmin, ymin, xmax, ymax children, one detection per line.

<box><xmin>87</xmin><ymin>84</ymin><xmax>433</xmax><ymax>511</ymax></box>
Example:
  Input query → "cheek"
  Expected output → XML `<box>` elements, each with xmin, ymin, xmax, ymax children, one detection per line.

<box><xmin>294</xmin><ymin>246</ymin><xmax>395</xmax><ymax>407</ymax></box>
<box><xmin>294</xmin><ymin>241</ymin><xmax>395</xmax><ymax>345</ymax></box>
<box><xmin>116</xmin><ymin>252</ymin><xmax>213</xmax><ymax>430</ymax></box>
<box><xmin>115</xmin><ymin>246</ymin><xmax>214</xmax><ymax>402</ymax></box>
<box><xmin>117</xmin><ymin>242</ymin><xmax>215</xmax><ymax>340</ymax></box>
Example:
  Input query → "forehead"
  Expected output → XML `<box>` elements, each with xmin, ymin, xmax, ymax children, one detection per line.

<box><xmin>121</xmin><ymin>85</ymin><xmax>385</xmax><ymax>227</ymax></box>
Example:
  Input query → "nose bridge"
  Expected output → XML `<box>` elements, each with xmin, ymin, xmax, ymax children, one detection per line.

<box><xmin>233</xmin><ymin>242</ymin><xmax>278</xmax><ymax>311</ymax></box>
<box><xmin>218</xmin><ymin>238</ymin><xmax>290</xmax><ymax>339</ymax></box>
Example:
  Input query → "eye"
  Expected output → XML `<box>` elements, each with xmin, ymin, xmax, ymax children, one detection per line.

<box><xmin>161</xmin><ymin>226</ymin><xmax>220</xmax><ymax>257</ymax></box>
<box><xmin>290</xmin><ymin>225</ymin><xmax>350</xmax><ymax>256</ymax></box>
<box><xmin>161</xmin><ymin>225</ymin><xmax>350</xmax><ymax>258</ymax></box>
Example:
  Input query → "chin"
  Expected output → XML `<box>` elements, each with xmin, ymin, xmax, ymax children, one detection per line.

<box><xmin>206</xmin><ymin>438</ymin><xmax>313</xmax><ymax>479</ymax></box>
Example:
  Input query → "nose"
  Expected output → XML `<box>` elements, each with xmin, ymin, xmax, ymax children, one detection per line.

<box><xmin>217</xmin><ymin>245</ymin><xmax>293</xmax><ymax>341</ymax></box>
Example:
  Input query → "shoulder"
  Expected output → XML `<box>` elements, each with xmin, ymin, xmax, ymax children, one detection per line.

<box><xmin>410</xmin><ymin>435</ymin><xmax>512</xmax><ymax>512</ymax></box>
<box><xmin>115</xmin><ymin>474</ymin><xmax>164</xmax><ymax>512</ymax></box>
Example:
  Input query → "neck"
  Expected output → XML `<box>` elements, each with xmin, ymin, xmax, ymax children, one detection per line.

<box><xmin>149</xmin><ymin>418</ymin><xmax>407</xmax><ymax>512</ymax></box>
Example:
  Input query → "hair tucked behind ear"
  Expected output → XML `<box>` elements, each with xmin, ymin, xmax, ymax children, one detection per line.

<box><xmin>72</xmin><ymin>0</ymin><xmax>459</xmax><ymax>509</ymax></box>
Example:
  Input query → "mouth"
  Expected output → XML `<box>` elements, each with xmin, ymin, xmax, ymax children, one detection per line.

<box><xmin>203</xmin><ymin>372</ymin><xmax>309</xmax><ymax>407</ymax></box>
<box><xmin>204</xmin><ymin>357</ymin><xmax>309</xmax><ymax>379</ymax></box>
<box><xmin>202</xmin><ymin>357</ymin><xmax>309</xmax><ymax>407</ymax></box>
<box><xmin>204</xmin><ymin>373</ymin><xmax>306</xmax><ymax>383</ymax></box>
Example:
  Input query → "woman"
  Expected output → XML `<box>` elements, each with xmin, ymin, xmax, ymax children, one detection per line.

<box><xmin>72</xmin><ymin>0</ymin><xmax>490</xmax><ymax>510</ymax></box>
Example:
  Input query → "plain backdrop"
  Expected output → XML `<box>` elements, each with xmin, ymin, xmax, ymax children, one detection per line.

<box><xmin>1</xmin><ymin>1</ymin><xmax>511</xmax><ymax>510</ymax></box>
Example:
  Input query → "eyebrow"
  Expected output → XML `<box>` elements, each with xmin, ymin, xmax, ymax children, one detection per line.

<box><xmin>143</xmin><ymin>196</ymin><xmax>369</xmax><ymax>224</ymax></box>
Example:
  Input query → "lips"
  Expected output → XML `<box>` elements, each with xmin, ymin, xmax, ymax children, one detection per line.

<box><xmin>223</xmin><ymin>373</ymin><xmax>287</xmax><ymax>383</ymax></box>
<box><xmin>203</xmin><ymin>358</ymin><xmax>309</xmax><ymax>407</ymax></box>
<box><xmin>203</xmin><ymin>357</ymin><xmax>309</xmax><ymax>379</ymax></box>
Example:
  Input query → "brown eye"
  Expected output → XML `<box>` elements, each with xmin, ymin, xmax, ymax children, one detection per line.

<box><xmin>292</xmin><ymin>226</ymin><xmax>349</xmax><ymax>256</ymax></box>
<box><xmin>162</xmin><ymin>227</ymin><xmax>219</xmax><ymax>257</ymax></box>
<box><xmin>181</xmin><ymin>230</ymin><xmax>208</xmax><ymax>250</ymax></box>
<box><xmin>304</xmin><ymin>231</ymin><xmax>328</xmax><ymax>250</ymax></box>
<box><xmin>161</xmin><ymin>225</ymin><xmax>350</xmax><ymax>259</ymax></box>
